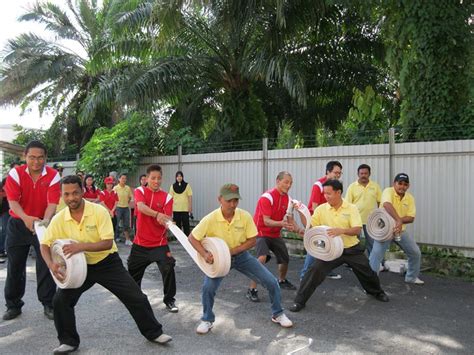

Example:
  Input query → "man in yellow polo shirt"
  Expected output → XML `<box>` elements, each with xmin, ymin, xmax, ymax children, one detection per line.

<box><xmin>369</xmin><ymin>173</ymin><xmax>423</xmax><ymax>285</ymax></box>
<box><xmin>113</xmin><ymin>173</ymin><xmax>133</xmax><ymax>245</ymax></box>
<box><xmin>345</xmin><ymin>164</ymin><xmax>388</xmax><ymax>271</ymax></box>
<box><xmin>188</xmin><ymin>183</ymin><xmax>293</xmax><ymax>334</ymax></box>
<box><xmin>40</xmin><ymin>175</ymin><xmax>171</xmax><ymax>354</ymax></box>
<box><xmin>290</xmin><ymin>179</ymin><xmax>388</xmax><ymax>312</ymax></box>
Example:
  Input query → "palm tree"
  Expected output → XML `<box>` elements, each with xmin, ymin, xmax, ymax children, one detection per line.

<box><xmin>0</xmin><ymin>0</ymin><xmax>118</xmax><ymax>152</ymax></box>
<box><xmin>84</xmin><ymin>0</ymin><xmax>386</xmax><ymax>144</ymax></box>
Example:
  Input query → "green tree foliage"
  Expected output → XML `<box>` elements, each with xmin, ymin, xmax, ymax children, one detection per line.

<box><xmin>336</xmin><ymin>85</ymin><xmax>395</xmax><ymax>144</ymax></box>
<box><xmin>383</xmin><ymin>0</ymin><xmax>473</xmax><ymax>139</ymax></box>
<box><xmin>78</xmin><ymin>112</ymin><xmax>159</xmax><ymax>180</ymax></box>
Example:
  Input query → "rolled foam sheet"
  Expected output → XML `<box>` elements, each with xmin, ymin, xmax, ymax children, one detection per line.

<box><xmin>34</xmin><ymin>221</ymin><xmax>47</xmax><ymax>241</ymax></box>
<box><xmin>50</xmin><ymin>239</ymin><xmax>88</xmax><ymax>289</ymax></box>
<box><xmin>366</xmin><ymin>208</ymin><xmax>396</xmax><ymax>242</ymax></box>
<box><xmin>167</xmin><ymin>222</ymin><xmax>231</xmax><ymax>278</ymax></box>
<box><xmin>303</xmin><ymin>226</ymin><xmax>344</xmax><ymax>261</ymax></box>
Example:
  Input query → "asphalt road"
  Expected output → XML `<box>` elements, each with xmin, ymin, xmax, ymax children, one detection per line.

<box><xmin>1</xmin><ymin>242</ymin><xmax>473</xmax><ymax>354</ymax></box>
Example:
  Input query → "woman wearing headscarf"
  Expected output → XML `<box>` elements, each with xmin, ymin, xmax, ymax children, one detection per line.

<box><xmin>169</xmin><ymin>171</ymin><xmax>193</xmax><ymax>235</ymax></box>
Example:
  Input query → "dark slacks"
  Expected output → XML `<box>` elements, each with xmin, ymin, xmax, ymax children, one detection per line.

<box><xmin>53</xmin><ymin>253</ymin><xmax>163</xmax><ymax>347</ymax></box>
<box><xmin>4</xmin><ymin>217</ymin><xmax>56</xmax><ymax>309</ymax></box>
<box><xmin>295</xmin><ymin>244</ymin><xmax>385</xmax><ymax>305</ymax></box>
<box><xmin>173</xmin><ymin>211</ymin><xmax>190</xmax><ymax>236</ymax></box>
<box><xmin>127</xmin><ymin>244</ymin><xmax>176</xmax><ymax>304</ymax></box>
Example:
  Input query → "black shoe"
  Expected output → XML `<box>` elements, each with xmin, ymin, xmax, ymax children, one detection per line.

<box><xmin>327</xmin><ymin>272</ymin><xmax>342</xmax><ymax>280</ymax></box>
<box><xmin>3</xmin><ymin>308</ymin><xmax>22</xmax><ymax>320</ymax></box>
<box><xmin>246</xmin><ymin>288</ymin><xmax>259</xmax><ymax>302</ymax></box>
<box><xmin>44</xmin><ymin>305</ymin><xmax>54</xmax><ymax>320</ymax></box>
<box><xmin>0</xmin><ymin>253</ymin><xmax>6</xmax><ymax>263</ymax></box>
<box><xmin>289</xmin><ymin>303</ymin><xmax>305</xmax><ymax>312</ymax></box>
<box><xmin>165</xmin><ymin>301</ymin><xmax>179</xmax><ymax>313</ymax></box>
<box><xmin>278</xmin><ymin>279</ymin><xmax>296</xmax><ymax>290</ymax></box>
<box><xmin>374</xmin><ymin>292</ymin><xmax>389</xmax><ymax>302</ymax></box>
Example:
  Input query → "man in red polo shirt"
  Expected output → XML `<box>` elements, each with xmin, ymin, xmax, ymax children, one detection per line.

<box><xmin>302</xmin><ymin>160</ymin><xmax>343</xmax><ymax>280</ymax></box>
<box><xmin>247</xmin><ymin>171</ymin><xmax>299</xmax><ymax>302</ymax></box>
<box><xmin>3</xmin><ymin>141</ymin><xmax>60</xmax><ymax>321</ymax></box>
<box><xmin>127</xmin><ymin>164</ymin><xmax>178</xmax><ymax>313</ymax></box>
<box><xmin>99</xmin><ymin>176</ymin><xmax>119</xmax><ymax>234</ymax></box>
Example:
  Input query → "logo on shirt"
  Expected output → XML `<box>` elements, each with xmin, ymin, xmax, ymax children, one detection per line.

<box><xmin>342</xmin><ymin>213</ymin><xmax>351</xmax><ymax>219</ymax></box>
<box><xmin>234</xmin><ymin>226</ymin><xmax>244</xmax><ymax>231</ymax></box>
<box><xmin>85</xmin><ymin>225</ymin><xmax>97</xmax><ymax>233</ymax></box>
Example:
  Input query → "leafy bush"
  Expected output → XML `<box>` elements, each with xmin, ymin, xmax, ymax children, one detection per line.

<box><xmin>78</xmin><ymin>112</ymin><xmax>159</xmax><ymax>182</ymax></box>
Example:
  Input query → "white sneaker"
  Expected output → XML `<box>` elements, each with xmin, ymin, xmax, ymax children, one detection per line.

<box><xmin>153</xmin><ymin>333</ymin><xmax>172</xmax><ymax>344</ymax></box>
<box><xmin>406</xmin><ymin>277</ymin><xmax>425</xmax><ymax>285</ymax></box>
<box><xmin>196</xmin><ymin>321</ymin><xmax>213</xmax><ymax>334</ymax></box>
<box><xmin>125</xmin><ymin>240</ymin><xmax>133</xmax><ymax>246</ymax></box>
<box><xmin>53</xmin><ymin>344</ymin><xmax>78</xmax><ymax>354</ymax></box>
<box><xmin>272</xmin><ymin>313</ymin><xmax>293</xmax><ymax>328</ymax></box>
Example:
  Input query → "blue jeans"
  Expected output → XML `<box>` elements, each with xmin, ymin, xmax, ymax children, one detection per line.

<box><xmin>115</xmin><ymin>207</ymin><xmax>130</xmax><ymax>240</ymax></box>
<box><xmin>201</xmin><ymin>251</ymin><xmax>283</xmax><ymax>322</ymax></box>
<box><xmin>0</xmin><ymin>212</ymin><xmax>10</xmax><ymax>253</ymax></box>
<box><xmin>300</xmin><ymin>254</ymin><xmax>316</xmax><ymax>280</ymax></box>
<box><xmin>369</xmin><ymin>231</ymin><xmax>421</xmax><ymax>282</ymax></box>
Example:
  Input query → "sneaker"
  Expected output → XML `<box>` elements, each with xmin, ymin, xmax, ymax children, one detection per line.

<box><xmin>278</xmin><ymin>279</ymin><xmax>296</xmax><ymax>290</ymax></box>
<box><xmin>165</xmin><ymin>301</ymin><xmax>179</xmax><ymax>313</ymax></box>
<box><xmin>44</xmin><ymin>305</ymin><xmax>54</xmax><ymax>320</ymax></box>
<box><xmin>406</xmin><ymin>278</ymin><xmax>425</xmax><ymax>285</ymax></box>
<box><xmin>153</xmin><ymin>333</ymin><xmax>172</xmax><ymax>344</ymax></box>
<box><xmin>327</xmin><ymin>272</ymin><xmax>342</xmax><ymax>280</ymax></box>
<box><xmin>246</xmin><ymin>288</ymin><xmax>259</xmax><ymax>302</ymax></box>
<box><xmin>271</xmin><ymin>313</ymin><xmax>293</xmax><ymax>328</ymax></box>
<box><xmin>3</xmin><ymin>308</ymin><xmax>22</xmax><ymax>320</ymax></box>
<box><xmin>196</xmin><ymin>321</ymin><xmax>213</xmax><ymax>334</ymax></box>
<box><xmin>379</xmin><ymin>264</ymin><xmax>390</xmax><ymax>272</ymax></box>
<box><xmin>374</xmin><ymin>292</ymin><xmax>390</xmax><ymax>302</ymax></box>
<box><xmin>125</xmin><ymin>240</ymin><xmax>133</xmax><ymax>246</ymax></box>
<box><xmin>52</xmin><ymin>344</ymin><xmax>78</xmax><ymax>354</ymax></box>
<box><xmin>0</xmin><ymin>253</ymin><xmax>6</xmax><ymax>264</ymax></box>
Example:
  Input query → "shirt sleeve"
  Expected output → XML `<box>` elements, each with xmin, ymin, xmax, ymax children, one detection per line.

<box><xmin>169</xmin><ymin>185</ymin><xmax>174</xmax><ymax>195</ymax></box>
<box><xmin>4</xmin><ymin>170</ymin><xmax>21</xmax><ymax>202</ymax></box>
<box><xmin>97</xmin><ymin>206</ymin><xmax>114</xmax><ymax>240</ymax></box>
<box><xmin>164</xmin><ymin>194</ymin><xmax>173</xmax><ymax>217</ymax></box>
<box><xmin>259</xmin><ymin>197</ymin><xmax>273</xmax><ymax>217</ymax></box>
<box><xmin>243</xmin><ymin>211</ymin><xmax>258</xmax><ymax>239</ymax></box>
<box><xmin>187</xmin><ymin>184</ymin><xmax>193</xmax><ymax>196</ymax></box>
<box><xmin>380</xmin><ymin>188</ymin><xmax>392</xmax><ymax>206</ymax></box>
<box><xmin>41</xmin><ymin>214</ymin><xmax>62</xmax><ymax>246</ymax></box>
<box><xmin>311</xmin><ymin>207</ymin><xmax>322</xmax><ymax>227</ymax></box>
<box><xmin>134</xmin><ymin>188</ymin><xmax>145</xmax><ymax>204</ymax></box>
<box><xmin>47</xmin><ymin>172</ymin><xmax>61</xmax><ymax>204</ymax></box>
<box><xmin>191</xmin><ymin>215</ymin><xmax>210</xmax><ymax>241</ymax></box>
<box><xmin>349</xmin><ymin>205</ymin><xmax>363</xmax><ymax>228</ymax></box>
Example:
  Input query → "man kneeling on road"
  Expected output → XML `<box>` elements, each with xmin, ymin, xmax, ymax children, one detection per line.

<box><xmin>290</xmin><ymin>179</ymin><xmax>389</xmax><ymax>313</ymax></box>
<box><xmin>40</xmin><ymin>175</ymin><xmax>171</xmax><ymax>354</ymax></box>
<box><xmin>188</xmin><ymin>183</ymin><xmax>293</xmax><ymax>334</ymax></box>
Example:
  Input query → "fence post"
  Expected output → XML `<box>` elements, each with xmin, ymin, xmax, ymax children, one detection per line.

<box><xmin>262</xmin><ymin>138</ymin><xmax>268</xmax><ymax>192</ymax></box>
<box><xmin>178</xmin><ymin>145</ymin><xmax>183</xmax><ymax>171</ymax></box>
<box><xmin>388</xmin><ymin>127</ymin><xmax>395</xmax><ymax>185</ymax></box>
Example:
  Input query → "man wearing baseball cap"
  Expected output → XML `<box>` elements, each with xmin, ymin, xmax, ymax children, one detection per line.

<box><xmin>369</xmin><ymin>173</ymin><xmax>424</xmax><ymax>284</ymax></box>
<box><xmin>188</xmin><ymin>183</ymin><xmax>293</xmax><ymax>335</ymax></box>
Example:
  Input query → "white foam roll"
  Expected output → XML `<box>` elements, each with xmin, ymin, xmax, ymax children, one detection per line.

<box><xmin>167</xmin><ymin>222</ymin><xmax>231</xmax><ymax>278</ymax></box>
<box><xmin>50</xmin><ymin>239</ymin><xmax>88</xmax><ymax>289</ymax></box>
<box><xmin>366</xmin><ymin>208</ymin><xmax>396</xmax><ymax>242</ymax></box>
<box><xmin>286</xmin><ymin>199</ymin><xmax>312</xmax><ymax>231</ymax></box>
<box><xmin>34</xmin><ymin>221</ymin><xmax>47</xmax><ymax>241</ymax></box>
<box><xmin>303</xmin><ymin>226</ymin><xmax>344</xmax><ymax>261</ymax></box>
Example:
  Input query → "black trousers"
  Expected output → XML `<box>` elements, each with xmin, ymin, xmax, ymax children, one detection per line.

<box><xmin>173</xmin><ymin>211</ymin><xmax>190</xmax><ymax>236</ymax></box>
<box><xmin>53</xmin><ymin>253</ymin><xmax>163</xmax><ymax>347</ymax></box>
<box><xmin>127</xmin><ymin>244</ymin><xmax>176</xmax><ymax>304</ymax></box>
<box><xmin>4</xmin><ymin>217</ymin><xmax>56</xmax><ymax>309</ymax></box>
<box><xmin>295</xmin><ymin>244</ymin><xmax>385</xmax><ymax>305</ymax></box>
